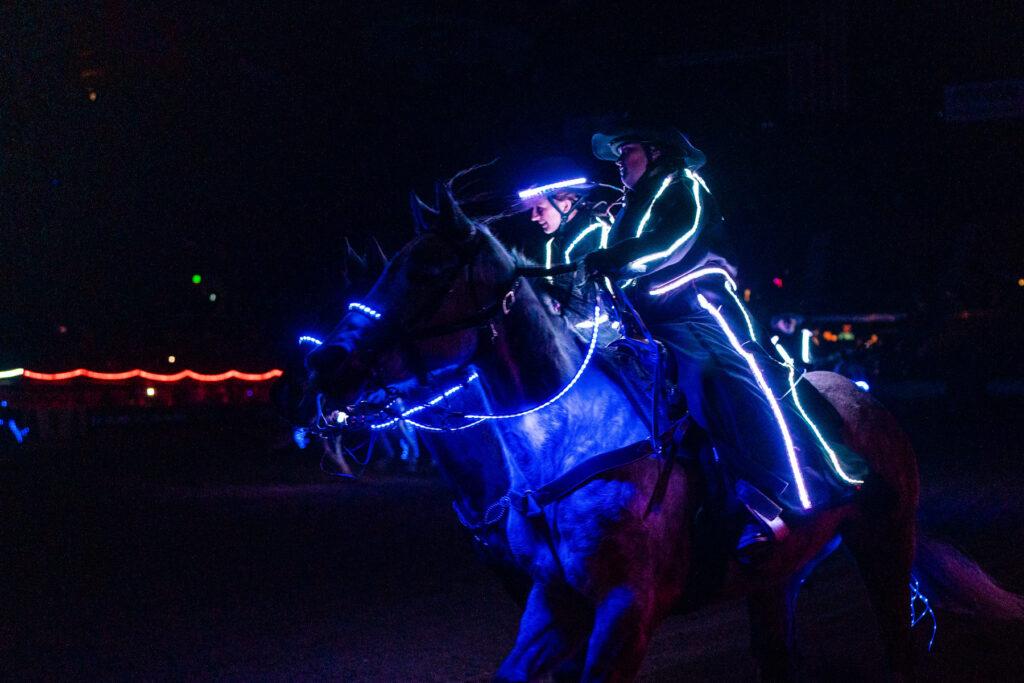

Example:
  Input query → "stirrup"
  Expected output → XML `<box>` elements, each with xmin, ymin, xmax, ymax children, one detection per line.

<box><xmin>735</xmin><ymin>479</ymin><xmax>790</xmax><ymax>542</ymax></box>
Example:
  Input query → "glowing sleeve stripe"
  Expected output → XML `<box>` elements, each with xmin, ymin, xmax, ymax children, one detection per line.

<box><xmin>769</xmin><ymin>338</ymin><xmax>864</xmax><ymax>485</ymax></box>
<box><xmin>634</xmin><ymin>175</ymin><xmax>674</xmax><ymax>238</ymax></box>
<box><xmin>630</xmin><ymin>170</ymin><xmax>702</xmax><ymax>270</ymax></box>
<box><xmin>599</xmin><ymin>217</ymin><xmax>611</xmax><ymax>248</ymax></box>
<box><xmin>647</xmin><ymin>266</ymin><xmax>736</xmax><ymax>296</ymax></box>
<box><xmin>698</xmin><ymin>293</ymin><xmax>812</xmax><ymax>509</ymax></box>
<box><xmin>563</xmin><ymin>222</ymin><xmax>604</xmax><ymax>263</ymax></box>
<box><xmin>544</xmin><ymin>238</ymin><xmax>554</xmax><ymax>283</ymax></box>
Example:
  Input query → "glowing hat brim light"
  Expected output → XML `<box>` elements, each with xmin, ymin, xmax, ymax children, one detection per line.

<box><xmin>516</xmin><ymin>177</ymin><xmax>592</xmax><ymax>201</ymax></box>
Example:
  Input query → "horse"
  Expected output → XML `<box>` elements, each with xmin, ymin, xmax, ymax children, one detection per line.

<box><xmin>303</xmin><ymin>183</ymin><xmax>1023</xmax><ymax>681</ymax></box>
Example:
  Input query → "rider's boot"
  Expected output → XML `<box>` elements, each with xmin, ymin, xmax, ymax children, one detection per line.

<box><xmin>734</xmin><ymin>479</ymin><xmax>790</xmax><ymax>564</ymax></box>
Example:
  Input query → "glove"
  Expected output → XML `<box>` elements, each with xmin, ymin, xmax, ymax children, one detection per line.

<box><xmin>583</xmin><ymin>248</ymin><xmax>621</xmax><ymax>278</ymax></box>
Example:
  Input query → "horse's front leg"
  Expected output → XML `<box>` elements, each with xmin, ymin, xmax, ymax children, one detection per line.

<box><xmin>495</xmin><ymin>581</ymin><xmax>592</xmax><ymax>683</ymax></box>
<box><xmin>580</xmin><ymin>585</ymin><xmax>658</xmax><ymax>683</ymax></box>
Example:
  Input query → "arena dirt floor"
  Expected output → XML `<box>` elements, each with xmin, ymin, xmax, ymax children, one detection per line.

<box><xmin>3</xmin><ymin>398</ymin><xmax>1023</xmax><ymax>681</ymax></box>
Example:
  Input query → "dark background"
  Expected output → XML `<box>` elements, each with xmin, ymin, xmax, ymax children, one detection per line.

<box><xmin>3</xmin><ymin>1</ymin><xmax>1022</xmax><ymax>374</ymax></box>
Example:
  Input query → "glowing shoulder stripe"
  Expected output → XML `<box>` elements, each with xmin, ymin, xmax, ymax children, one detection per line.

<box><xmin>563</xmin><ymin>222</ymin><xmax>605</xmax><ymax>264</ymax></box>
<box><xmin>634</xmin><ymin>175</ymin><xmax>674</xmax><ymax>238</ymax></box>
<box><xmin>630</xmin><ymin>169</ymin><xmax>703</xmax><ymax>271</ymax></box>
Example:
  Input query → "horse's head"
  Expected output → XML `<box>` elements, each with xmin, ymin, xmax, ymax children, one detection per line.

<box><xmin>305</xmin><ymin>182</ymin><xmax>519</xmax><ymax>415</ymax></box>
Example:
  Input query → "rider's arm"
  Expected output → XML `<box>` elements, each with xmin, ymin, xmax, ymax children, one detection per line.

<box><xmin>587</xmin><ymin>173</ymin><xmax>707</xmax><ymax>277</ymax></box>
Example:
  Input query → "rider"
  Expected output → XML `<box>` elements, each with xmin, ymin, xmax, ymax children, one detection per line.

<box><xmin>584</xmin><ymin>123</ymin><xmax>866</xmax><ymax>558</ymax></box>
<box><xmin>516</xmin><ymin>159</ymin><xmax>613</xmax><ymax>311</ymax></box>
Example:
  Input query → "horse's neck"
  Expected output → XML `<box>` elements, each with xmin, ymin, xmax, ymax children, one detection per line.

<box><xmin>473</xmin><ymin>285</ymin><xmax>650</xmax><ymax>487</ymax></box>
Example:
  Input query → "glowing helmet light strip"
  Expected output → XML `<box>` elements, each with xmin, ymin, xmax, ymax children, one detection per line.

<box><xmin>517</xmin><ymin>177</ymin><xmax>588</xmax><ymax>200</ymax></box>
<box><xmin>769</xmin><ymin>336</ymin><xmax>864</xmax><ymax>486</ymax></box>
<box><xmin>697</xmin><ymin>293</ymin><xmax>812</xmax><ymax>509</ymax></box>
<box><xmin>630</xmin><ymin>170</ymin><xmax>703</xmax><ymax>270</ymax></box>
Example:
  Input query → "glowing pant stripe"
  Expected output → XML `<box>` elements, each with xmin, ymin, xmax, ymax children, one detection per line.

<box><xmin>647</xmin><ymin>266</ymin><xmax>736</xmax><ymax>296</ymax></box>
<box><xmin>630</xmin><ymin>170</ymin><xmax>702</xmax><ymax>270</ymax></box>
<box><xmin>724</xmin><ymin>281</ymin><xmax>758</xmax><ymax>343</ymax></box>
<box><xmin>348</xmin><ymin>302</ymin><xmax>382</xmax><ymax>320</ymax></box>
<box><xmin>517</xmin><ymin>177</ymin><xmax>588</xmax><ymax>200</ymax></box>
<box><xmin>634</xmin><ymin>175</ymin><xmax>674</xmax><ymax>238</ymax></box>
<box><xmin>697</xmin><ymin>293</ymin><xmax>812</xmax><ymax>509</ymax></box>
<box><xmin>770</xmin><ymin>338</ymin><xmax>864</xmax><ymax>485</ymax></box>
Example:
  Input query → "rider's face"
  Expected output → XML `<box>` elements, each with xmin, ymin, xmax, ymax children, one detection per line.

<box><xmin>616</xmin><ymin>143</ymin><xmax>656</xmax><ymax>190</ymax></box>
<box><xmin>527</xmin><ymin>195</ymin><xmax>573</xmax><ymax>234</ymax></box>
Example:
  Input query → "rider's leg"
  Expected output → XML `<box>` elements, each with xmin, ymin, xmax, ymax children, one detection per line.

<box><xmin>581</xmin><ymin>584</ymin><xmax>659</xmax><ymax>682</ymax></box>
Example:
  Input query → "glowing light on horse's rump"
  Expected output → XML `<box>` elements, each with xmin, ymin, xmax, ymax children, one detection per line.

<box><xmin>348</xmin><ymin>302</ymin><xmax>382</xmax><ymax>320</ymax></box>
<box><xmin>699</xmin><ymin>293</ymin><xmax>812</xmax><ymax>509</ymax></box>
<box><xmin>517</xmin><ymin>177</ymin><xmax>588</xmax><ymax>200</ymax></box>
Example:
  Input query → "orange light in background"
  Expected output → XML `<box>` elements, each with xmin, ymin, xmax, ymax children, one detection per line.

<box><xmin>18</xmin><ymin>368</ymin><xmax>282</xmax><ymax>382</ymax></box>
<box><xmin>145</xmin><ymin>387</ymin><xmax>156</xmax><ymax>397</ymax></box>
<box><xmin>88</xmin><ymin>90</ymin><xmax>97</xmax><ymax>101</ymax></box>
<box><xmin>167</xmin><ymin>355</ymin><xmax>176</xmax><ymax>364</ymax></box>
<box><xmin>1018</xmin><ymin>277</ymin><xmax>1024</xmax><ymax>287</ymax></box>
<box><xmin>822</xmin><ymin>330</ymin><xmax>839</xmax><ymax>342</ymax></box>
<box><xmin>743</xmin><ymin>288</ymin><xmax>751</xmax><ymax>302</ymax></box>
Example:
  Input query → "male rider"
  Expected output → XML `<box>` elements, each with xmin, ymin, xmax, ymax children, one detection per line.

<box><xmin>585</xmin><ymin>123</ymin><xmax>865</xmax><ymax>558</ymax></box>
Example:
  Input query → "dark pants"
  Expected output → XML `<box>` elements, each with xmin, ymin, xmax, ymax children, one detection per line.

<box><xmin>634</xmin><ymin>278</ymin><xmax>849</xmax><ymax>513</ymax></box>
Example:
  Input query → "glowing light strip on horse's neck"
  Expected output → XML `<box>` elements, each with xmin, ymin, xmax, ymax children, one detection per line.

<box><xmin>769</xmin><ymin>336</ymin><xmax>864</xmax><ymax>485</ymax></box>
<box><xmin>348</xmin><ymin>302</ymin><xmax>382</xmax><ymax>320</ymax></box>
<box><xmin>386</xmin><ymin>300</ymin><xmax>604</xmax><ymax>431</ymax></box>
<box><xmin>698</xmin><ymin>293</ymin><xmax>812</xmax><ymax>509</ymax></box>
<box><xmin>462</xmin><ymin>302</ymin><xmax>602</xmax><ymax>421</ymax></box>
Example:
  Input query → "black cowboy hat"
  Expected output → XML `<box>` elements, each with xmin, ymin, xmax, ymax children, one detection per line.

<box><xmin>591</xmin><ymin>124</ymin><xmax>706</xmax><ymax>170</ymax></box>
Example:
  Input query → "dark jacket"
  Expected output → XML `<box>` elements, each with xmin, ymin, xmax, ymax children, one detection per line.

<box><xmin>599</xmin><ymin>158</ymin><xmax>728</xmax><ymax>281</ymax></box>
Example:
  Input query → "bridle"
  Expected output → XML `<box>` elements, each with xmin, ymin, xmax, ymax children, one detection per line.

<box><xmin>310</xmin><ymin>232</ymin><xmax>597</xmax><ymax>436</ymax></box>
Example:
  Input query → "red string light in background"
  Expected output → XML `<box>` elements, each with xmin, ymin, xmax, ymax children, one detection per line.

<box><xmin>8</xmin><ymin>368</ymin><xmax>282</xmax><ymax>382</ymax></box>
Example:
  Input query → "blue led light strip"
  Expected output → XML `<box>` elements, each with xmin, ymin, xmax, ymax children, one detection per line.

<box><xmin>910</xmin><ymin>575</ymin><xmax>938</xmax><ymax>651</ymax></box>
<box><xmin>517</xmin><ymin>177</ymin><xmax>588</xmax><ymax>200</ymax></box>
<box><xmin>770</xmin><ymin>336</ymin><xmax>864</xmax><ymax>485</ymax></box>
<box><xmin>369</xmin><ymin>372</ymin><xmax>481</xmax><ymax>430</ymax></box>
<box><xmin>299</xmin><ymin>335</ymin><xmax>324</xmax><ymax>346</ymax></box>
<box><xmin>348</xmin><ymin>302</ymin><xmax>382</xmax><ymax>320</ymax></box>
<box><xmin>698</xmin><ymin>293</ymin><xmax>812</xmax><ymax>509</ymax></box>
<box><xmin>563</xmin><ymin>220</ymin><xmax>609</xmax><ymax>264</ymax></box>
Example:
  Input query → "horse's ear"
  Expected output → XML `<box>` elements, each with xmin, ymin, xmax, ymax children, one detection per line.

<box><xmin>344</xmin><ymin>237</ymin><xmax>367</xmax><ymax>276</ymax></box>
<box><xmin>367</xmin><ymin>237</ymin><xmax>390</xmax><ymax>276</ymax></box>
<box><xmin>410</xmin><ymin>192</ymin><xmax>437</xmax><ymax>234</ymax></box>
<box><xmin>435</xmin><ymin>180</ymin><xmax>476</xmax><ymax>239</ymax></box>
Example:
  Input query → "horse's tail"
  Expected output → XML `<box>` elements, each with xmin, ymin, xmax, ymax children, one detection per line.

<box><xmin>913</xmin><ymin>534</ymin><xmax>1024</xmax><ymax>621</ymax></box>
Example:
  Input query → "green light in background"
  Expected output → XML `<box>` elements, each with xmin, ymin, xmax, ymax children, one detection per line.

<box><xmin>191</xmin><ymin>274</ymin><xmax>202</xmax><ymax>285</ymax></box>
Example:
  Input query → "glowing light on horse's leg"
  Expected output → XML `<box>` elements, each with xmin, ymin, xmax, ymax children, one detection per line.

<box><xmin>298</xmin><ymin>335</ymin><xmax>323</xmax><ymax>346</ymax></box>
<box><xmin>909</xmin><ymin>575</ymin><xmax>938</xmax><ymax>651</ymax></box>
<box><xmin>698</xmin><ymin>293</ymin><xmax>812</xmax><ymax>510</ymax></box>
<box><xmin>348</xmin><ymin>302</ymin><xmax>382</xmax><ymax>320</ymax></box>
<box><xmin>801</xmin><ymin>328</ymin><xmax>813</xmax><ymax>364</ymax></box>
<box><xmin>770</xmin><ymin>338</ymin><xmax>864</xmax><ymax>486</ymax></box>
<box><xmin>629</xmin><ymin>171</ymin><xmax>702</xmax><ymax>271</ymax></box>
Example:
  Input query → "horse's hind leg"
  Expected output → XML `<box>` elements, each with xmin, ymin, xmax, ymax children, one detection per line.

<box><xmin>747</xmin><ymin>584</ymin><xmax>799</xmax><ymax>682</ymax></box>
<box><xmin>843</xmin><ymin>512</ymin><xmax>916</xmax><ymax>676</ymax></box>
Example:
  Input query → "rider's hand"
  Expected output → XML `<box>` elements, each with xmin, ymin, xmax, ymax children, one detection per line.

<box><xmin>583</xmin><ymin>248</ymin><xmax>620</xmax><ymax>278</ymax></box>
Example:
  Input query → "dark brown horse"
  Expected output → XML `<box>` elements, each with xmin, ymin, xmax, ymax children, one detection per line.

<box><xmin>305</xmin><ymin>184</ymin><xmax>1023</xmax><ymax>681</ymax></box>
